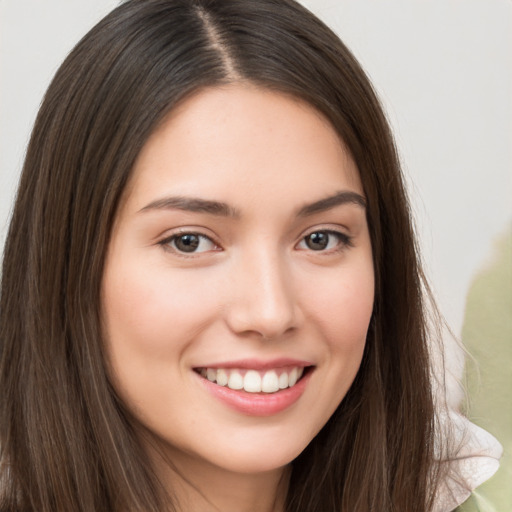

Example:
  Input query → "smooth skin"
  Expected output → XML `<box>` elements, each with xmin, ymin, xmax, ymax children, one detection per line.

<box><xmin>102</xmin><ymin>84</ymin><xmax>375</xmax><ymax>512</ymax></box>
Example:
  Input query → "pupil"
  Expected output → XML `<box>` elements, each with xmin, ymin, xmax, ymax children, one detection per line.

<box><xmin>176</xmin><ymin>234</ymin><xmax>199</xmax><ymax>252</ymax></box>
<box><xmin>306</xmin><ymin>232</ymin><xmax>328</xmax><ymax>250</ymax></box>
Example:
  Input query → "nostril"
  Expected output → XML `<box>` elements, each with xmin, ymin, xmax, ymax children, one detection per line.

<box><xmin>225</xmin><ymin>301</ymin><xmax>300</xmax><ymax>340</ymax></box>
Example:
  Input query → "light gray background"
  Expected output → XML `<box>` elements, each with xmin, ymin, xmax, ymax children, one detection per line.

<box><xmin>1</xmin><ymin>0</ymin><xmax>511</xmax><ymax>339</ymax></box>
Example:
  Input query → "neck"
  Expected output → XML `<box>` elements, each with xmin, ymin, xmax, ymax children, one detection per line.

<box><xmin>146</xmin><ymin>439</ymin><xmax>290</xmax><ymax>512</ymax></box>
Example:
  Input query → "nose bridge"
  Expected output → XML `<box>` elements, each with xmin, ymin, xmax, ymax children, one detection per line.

<box><xmin>227</xmin><ymin>243</ymin><xmax>299</xmax><ymax>339</ymax></box>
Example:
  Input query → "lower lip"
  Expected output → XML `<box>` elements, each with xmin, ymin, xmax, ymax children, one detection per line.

<box><xmin>197</xmin><ymin>370</ymin><xmax>312</xmax><ymax>416</ymax></box>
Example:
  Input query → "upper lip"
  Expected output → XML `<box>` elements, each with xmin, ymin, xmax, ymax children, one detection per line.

<box><xmin>194</xmin><ymin>358</ymin><xmax>313</xmax><ymax>370</ymax></box>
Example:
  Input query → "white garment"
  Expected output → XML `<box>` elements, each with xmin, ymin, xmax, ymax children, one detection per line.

<box><xmin>434</xmin><ymin>411</ymin><xmax>502</xmax><ymax>512</ymax></box>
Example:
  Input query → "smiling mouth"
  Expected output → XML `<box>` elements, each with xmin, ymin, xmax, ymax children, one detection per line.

<box><xmin>194</xmin><ymin>366</ymin><xmax>310</xmax><ymax>394</ymax></box>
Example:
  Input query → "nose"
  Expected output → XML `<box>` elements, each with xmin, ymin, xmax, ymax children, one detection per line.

<box><xmin>225</xmin><ymin>248</ymin><xmax>301</xmax><ymax>340</ymax></box>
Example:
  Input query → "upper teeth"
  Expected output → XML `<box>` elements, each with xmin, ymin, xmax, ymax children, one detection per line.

<box><xmin>199</xmin><ymin>367</ymin><xmax>305</xmax><ymax>393</ymax></box>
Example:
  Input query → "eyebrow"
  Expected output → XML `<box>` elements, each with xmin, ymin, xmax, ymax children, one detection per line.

<box><xmin>296</xmin><ymin>191</ymin><xmax>366</xmax><ymax>217</ymax></box>
<box><xmin>139</xmin><ymin>196</ymin><xmax>241</xmax><ymax>217</ymax></box>
<box><xmin>139</xmin><ymin>190</ymin><xmax>366</xmax><ymax>218</ymax></box>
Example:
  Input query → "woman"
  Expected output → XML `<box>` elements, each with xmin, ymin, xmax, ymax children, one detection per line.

<box><xmin>0</xmin><ymin>0</ymin><xmax>495</xmax><ymax>510</ymax></box>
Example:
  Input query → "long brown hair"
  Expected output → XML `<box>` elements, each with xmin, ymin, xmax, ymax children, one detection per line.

<box><xmin>1</xmin><ymin>0</ymin><xmax>443</xmax><ymax>510</ymax></box>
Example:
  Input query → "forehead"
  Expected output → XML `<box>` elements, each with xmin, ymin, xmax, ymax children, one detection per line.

<box><xmin>123</xmin><ymin>84</ymin><xmax>362</xmax><ymax>213</ymax></box>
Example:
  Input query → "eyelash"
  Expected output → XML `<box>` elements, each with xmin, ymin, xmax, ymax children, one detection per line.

<box><xmin>158</xmin><ymin>231</ymin><xmax>220</xmax><ymax>256</ymax></box>
<box><xmin>297</xmin><ymin>229</ymin><xmax>353</xmax><ymax>253</ymax></box>
<box><xmin>158</xmin><ymin>229</ymin><xmax>353</xmax><ymax>256</ymax></box>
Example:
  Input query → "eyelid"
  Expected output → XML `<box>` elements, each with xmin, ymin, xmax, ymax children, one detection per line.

<box><xmin>295</xmin><ymin>226</ymin><xmax>353</xmax><ymax>252</ymax></box>
<box><xmin>157</xmin><ymin>228</ymin><xmax>222</xmax><ymax>256</ymax></box>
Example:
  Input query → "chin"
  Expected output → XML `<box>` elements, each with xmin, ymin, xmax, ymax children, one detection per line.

<box><xmin>200</xmin><ymin>427</ymin><xmax>316</xmax><ymax>475</ymax></box>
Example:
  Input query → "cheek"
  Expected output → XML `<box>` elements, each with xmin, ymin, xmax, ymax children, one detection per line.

<box><xmin>305</xmin><ymin>262</ymin><xmax>374</xmax><ymax>353</ymax></box>
<box><xmin>102</xmin><ymin>260</ymin><xmax>221</xmax><ymax>359</ymax></box>
<box><xmin>292</xmin><ymin>261</ymin><xmax>374</xmax><ymax>438</ymax></box>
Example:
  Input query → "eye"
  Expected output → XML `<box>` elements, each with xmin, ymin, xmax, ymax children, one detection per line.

<box><xmin>161</xmin><ymin>233</ymin><xmax>218</xmax><ymax>254</ymax></box>
<box><xmin>297</xmin><ymin>230</ymin><xmax>352</xmax><ymax>252</ymax></box>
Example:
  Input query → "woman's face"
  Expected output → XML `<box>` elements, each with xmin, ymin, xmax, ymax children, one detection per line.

<box><xmin>102</xmin><ymin>84</ymin><xmax>374</xmax><ymax>476</ymax></box>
